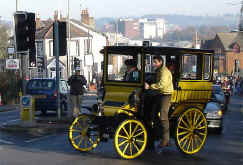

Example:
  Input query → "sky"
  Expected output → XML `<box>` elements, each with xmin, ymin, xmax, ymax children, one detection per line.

<box><xmin>0</xmin><ymin>0</ymin><xmax>242</xmax><ymax>20</ymax></box>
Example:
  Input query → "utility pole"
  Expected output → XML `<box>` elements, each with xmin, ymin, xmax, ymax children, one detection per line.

<box><xmin>54</xmin><ymin>21</ymin><xmax>61</xmax><ymax>120</ymax></box>
<box><xmin>67</xmin><ymin>0</ymin><xmax>70</xmax><ymax>78</ymax></box>
<box><xmin>16</xmin><ymin>0</ymin><xmax>18</xmax><ymax>11</ymax></box>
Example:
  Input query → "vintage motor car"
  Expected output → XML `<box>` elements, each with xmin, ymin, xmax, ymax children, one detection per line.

<box><xmin>68</xmin><ymin>46</ymin><xmax>214</xmax><ymax>159</ymax></box>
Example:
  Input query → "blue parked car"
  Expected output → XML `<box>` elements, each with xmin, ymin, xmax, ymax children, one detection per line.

<box><xmin>26</xmin><ymin>78</ymin><xmax>69</xmax><ymax>115</ymax></box>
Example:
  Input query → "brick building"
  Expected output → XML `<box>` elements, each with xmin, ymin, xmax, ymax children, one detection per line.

<box><xmin>202</xmin><ymin>31</ymin><xmax>243</xmax><ymax>75</ymax></box>
<box><xmin>118</xmin><ymin>19</ymin><xmax>140</xmax><ymax>39</ymax></box>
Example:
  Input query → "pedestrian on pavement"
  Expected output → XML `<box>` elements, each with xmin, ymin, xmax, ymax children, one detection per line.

<box><xmin>68</xmin><ymin>70</ymin><xmax>87</xmax><ymax>118</ymax></box>
<box><xmin>144</xmin><ymin>55</ymin><xmax>174</xmax><ymax>149</ymax></box>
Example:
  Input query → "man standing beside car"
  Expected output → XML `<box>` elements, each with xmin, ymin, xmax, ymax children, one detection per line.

<box><xmin>145</xmin><ymin>55</ymin><xmax>174</xmax><ymax>149</ymax></box>
<box><xmin>68</xmin><ymin>70</ymin><xmax>87</xmax><ymax>118</ymax></box>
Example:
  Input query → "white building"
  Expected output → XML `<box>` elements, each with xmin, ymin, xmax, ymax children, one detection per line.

<box><xmin>139</xmin><ymin>18</ymin><xmax>166</xmax><ymax>39</ymax></box>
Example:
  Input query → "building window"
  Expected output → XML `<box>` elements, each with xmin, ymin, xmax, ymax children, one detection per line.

<box><xmin>84</xmin><ymin>39</ymin><xmax>92</xmax><ymax>55</ymax></box>
<box><xmin>49</xmin><ymin>40</ymin><xmax>53</xmax><ymax>57</ymax></box>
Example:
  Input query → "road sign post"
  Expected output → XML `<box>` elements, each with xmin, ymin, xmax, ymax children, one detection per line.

<box><xmin>53</xmin><ymin>21</ymin><xmax>61</xmax><ymax>120</ymax></box>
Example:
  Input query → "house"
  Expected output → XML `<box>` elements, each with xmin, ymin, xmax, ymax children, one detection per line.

<box><xmin>33</xmin><ymin>10</ymin><xmax>107</xmax><ymax>82</ymax></box>
<box><xmin>201</xmin><ymin>31</ymin><xmax>243</xmax><ymax>75</ymax></box>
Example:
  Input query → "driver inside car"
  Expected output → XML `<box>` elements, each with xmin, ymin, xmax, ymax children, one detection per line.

<box><xmin>123</xmin><ymin>59</ymin><xmax>140</xmax><ymax>82</ymax></box>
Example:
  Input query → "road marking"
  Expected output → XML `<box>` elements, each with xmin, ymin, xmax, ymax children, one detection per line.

<box><xmin>0</xmin><ymin>139</ymin><xmax>14</xmax><ymax>145</ymax></box>
<box><xmin>25</xmin><ymin>134</ymin><xmax>57</xmax><ymax>143</ymax></box>
<box><xmin>2</xmin><ymin>119</ymin><xmax>20</xmax><ymax>126</ymax></box>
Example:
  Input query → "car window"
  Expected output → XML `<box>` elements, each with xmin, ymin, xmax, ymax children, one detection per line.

<box><xmin>27</xmin><ymin>80</ymin><xmax>55</xmax><ymax>90</ymax></box>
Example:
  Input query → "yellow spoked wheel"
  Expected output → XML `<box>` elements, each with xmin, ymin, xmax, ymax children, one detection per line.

<box><xmin>69</xmin><ymin>114</ymin><xmax>100</xmax><ymax>152</ymax></box>
<box><xmin>175</xmin><ymin>108</ymin><xmax>208</xmax><ymax>155</ymax></box>
<box><xmin>114</xmin><ymin>119</ymin><xmax>147</xmax><ymax>159</ymax></box>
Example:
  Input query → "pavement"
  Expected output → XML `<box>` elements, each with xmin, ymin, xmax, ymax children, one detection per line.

<box><xmin>0</xmin><ymin>90</ymin><xmax>98</xmax><ymax>135</ymax></box>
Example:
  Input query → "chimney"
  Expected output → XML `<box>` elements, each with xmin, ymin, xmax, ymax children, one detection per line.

<box><xmin>81</xmin><ymin>9</ymin><xmax>90</xmax><ymax>25</ymax></box>
<box><xmin>36</xmin><ymin>13</ymin><xmax>41</xmax><ymax>29</ymax></box>
<box><xmin>89</xmin><ymin>17</ymin><xmax>95</xmax><ymax>29</ymax></box>
<box><xmin>54</xmin><ymin>10</ymin><xmax>58</xmax><ymax>21</ymax></box>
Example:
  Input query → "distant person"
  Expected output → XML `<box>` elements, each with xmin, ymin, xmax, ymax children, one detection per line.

<box><xmin>68</xmin><ymin>70</ymin><xmax>87</xmax><ymax>118</ymax></box>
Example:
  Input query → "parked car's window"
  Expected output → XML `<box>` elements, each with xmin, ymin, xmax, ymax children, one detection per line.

<box><xmin>27</xmin><ymin>80</ymin><xmax>55</xmax><ymax>90</ymax></box>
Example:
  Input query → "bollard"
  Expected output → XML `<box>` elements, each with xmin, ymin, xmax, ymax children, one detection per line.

<box><xmin>20</xmin><ymin>95</ymin><xmax>35</xmax><ymax>127</ymax></box>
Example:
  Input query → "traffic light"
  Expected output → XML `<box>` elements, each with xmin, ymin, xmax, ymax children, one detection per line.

<box><xmin>53</xmin><ymin>21</ymin><xmax>67</xmax><ymax>56</ymax></box>
<box><xmin>14</xmin><ymin>12</ymin><xmax>36</xmax><ymax>52</ymax></box>
<box><xmin>29</xmin><ymin>47</ymin><xmax>37</xmax><ymax>68</ymax></box>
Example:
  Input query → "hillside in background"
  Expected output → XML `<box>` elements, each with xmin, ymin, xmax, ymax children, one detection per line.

<box><xmin>95</xmin><ymin>14</ymin><xmax>239</xmax><ymax>32</ymax></box>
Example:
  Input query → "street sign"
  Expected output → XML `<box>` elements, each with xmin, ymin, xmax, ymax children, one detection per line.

<box><xmin>20</xmin><ymin>95</ymin><xmax>32</xmax><ymax>107</ymax></box>
<box><xmin>6</xmin><ymin>59</ymin><xmax>19</xmax><ymax>69</ymax></box>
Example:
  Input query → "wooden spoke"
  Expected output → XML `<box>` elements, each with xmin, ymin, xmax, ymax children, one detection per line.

<box><xmin>197</xmin><ymin>132</ymin><xmax>207</xmax><ymax>136</ymax></box>
<box><xmin>187</xmin><ymin>136</ymin><xmax>192</xmax><ymax>152</ymax></box>
<box><xmin>178</xmin><ymin>125</ymin><xmax>192</xmax><ymax>132</ymax></box>
<box><xmin>133</xmin><ymin>131</ymin><xmax>144</xmax><ymax>138</ymax></box>
<box><xmin>132</xmin><ymin>142</ymin><xmax>140</xmax><ymax>152</ymax></box>
<box><xmin>122</xmin><ymin>143</ymin><xmax>129</xmax><ymax>154</ymax></box>
<box><xmin>70</xmin><ymin>129</ymin><xmax>82</xmax><ymax>133</ymax></box>
<box><xmin>181</xmin><ymin>118</ymin><xmax>190</xmax><ymax>129</ymax></box>
<box><xmin>179</xmin><ymin>133</ymin><xmax>191</xmax><ymax>144</ymax></box>
<box><xmin>193</xmin><ymin>112</ymin><xmax>201</xmax><ymax>127</ymax></box>
<box><xmin>196</xmin><ymin>126</ymin><xmax>206</xmax><ymax>130</ymax></box>
<box><xmin>129</xmin><ymin>143</ymin><xmax>133</xmax><ymax>156</ymax></box>
<box><xmin>135</xmin><ymin>139</ymin><xmax>144</xmax><ymax>143</ymax></box>
<box><xmin>182</xmin><ymin>138</ymin><xmax>189</xmax><ymax>148</ymax></box>
<box><xmin>72</xmin><ymin>135</ymin><xmax>82</xmax><ymax>141</ymax></box>
<box><xmin>84</xmin><ymin>137</ymin><xmax>88</xmax><ymax>148</ymax></box>
<box><xmin>194</xmin><ymin>134</ymin><xmax>203</xmax><ymax>144</ymax></box>
<box><xmin>122</xmin><ymin>127</ymin><xmax>130</xmax><ymax>138</ymax></box>
<box><xmin>191</xmin><ymin>136</ymin><xmax>194</xmax><ymax>152</ymax></box>
<box><xmin>131</xmin><ymin>124</ymin><xmax>139</xmax><ymax>137</ymax></box>
<box><xmin>178</xmin><ymin>131</ymin><xmax>189</xmax><ymax>136</ymax></box>
<box><xmin>186</xmin><ymin>112</ymin><xmax>192</xmax><ymax>126</ymax></box>
<box><xmin>118</xmin><ymin>135</ymin><xmax>129</xmax><ymax>140</ymax></box>
<box><xmin>195</xmin><ymin>118</ymin><xmax>205</xmax><ymax>128</ymax></box>
<box><xmin>118</xmin><ymin>140</ymin><xmax>128</xmax><ymax>147</ymax></box>
<box><xmin>78</xmin><ymin>136</ymin><xmax>84</xmax><ymax>146</ymax></box>
<box><xmin>129</xmin><ymin>122</ymin><xmax>132</xmax><ymax>137</ymax></box>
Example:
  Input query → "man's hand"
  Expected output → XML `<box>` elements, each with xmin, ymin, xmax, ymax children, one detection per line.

<box><xmin>145</xmin><ymin>83</ymin><xmax>150</xmax><ymax>89</ymax></box>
